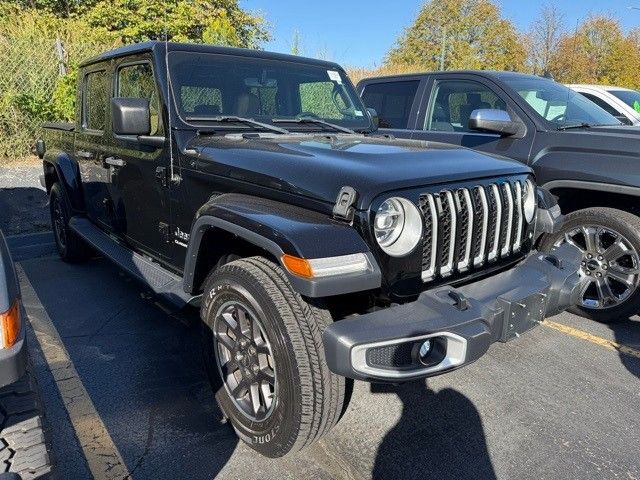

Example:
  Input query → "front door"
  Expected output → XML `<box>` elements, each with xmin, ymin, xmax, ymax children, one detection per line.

<box><xmin>106</xmin><ymin>59</ymin><xmax>170</xmax><ymax>259</ymax></box>
<box><xmin>412</xmin><ymin>76</ymin><xmax>533</xmax><ymax>164</ymax></box>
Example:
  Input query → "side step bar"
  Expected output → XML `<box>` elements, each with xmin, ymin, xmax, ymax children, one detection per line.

<box><xmin>69</xmin><ymin>217</ymin><xmax>197</xmax><ymax>308</ymax></box>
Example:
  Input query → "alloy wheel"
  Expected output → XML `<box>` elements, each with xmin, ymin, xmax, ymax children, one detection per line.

<box><xmin>213</xmin><ymin>300</ymin><xmax>277</xmax><ymax>422</ymax></box>
<box><xmin>52</xmin><ymin>196</ymin><xmax>67</xmax><ymax>250</ymax></box>
<box><xmin>554</xmin><ymin>225</ymin><xmax>640</xmax><ymax>309</ymax></box>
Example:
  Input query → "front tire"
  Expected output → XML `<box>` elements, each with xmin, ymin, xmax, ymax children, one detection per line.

<box><xmin>540</xmin><ymin>207</ymin><xmax>640</xmax><ymax>322</ymax></box>
<box><xmin>200</xmin><ymin>256</ymin><xmax>345</xmax><ymax>457</ymax></box>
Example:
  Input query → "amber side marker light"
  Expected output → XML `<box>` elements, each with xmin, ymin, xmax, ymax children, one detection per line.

<box><xmin>1</xmin><ymin>299</ymin><xmax>21</xmax><ymax>349</ymax></box>
<box><xmin>282</xmin><ymin>254</ymin><xmax>313</xmax><ymax>278</ymax></box>
<box><xmin>281</xmin><ymin>253</ymin><xmax>370</xmax><ymax>279</ymax></box>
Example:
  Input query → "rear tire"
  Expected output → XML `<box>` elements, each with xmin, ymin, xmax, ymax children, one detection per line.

<box><xmin>49</xmin><ymin>183</ymin><xmax>91</xmax><ymax>263</ymax></box>
<box><xmin>540</xmin><ymin>207</ymin><xmax>640</xmax><ymax>323</ymax></box>
<box><xmin>200</xmin><ymin>256</ymin><xmax>345</xmax><ymax>457</ymax></box>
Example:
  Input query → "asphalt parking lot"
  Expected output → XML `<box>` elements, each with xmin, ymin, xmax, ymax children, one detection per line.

<box><xmin>2</xmin><ymin>176</ymin><xmax>640</xmax><ymax>480</ymax></box>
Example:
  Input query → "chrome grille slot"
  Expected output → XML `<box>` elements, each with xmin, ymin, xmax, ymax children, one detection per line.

<box><xmin>419</xmin><ymin>178</ymin><xmax>530</xmax><ymax>283</ymax></box>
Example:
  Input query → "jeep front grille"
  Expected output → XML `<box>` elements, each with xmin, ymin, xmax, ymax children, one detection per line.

<box><xmin>419</xmin><ymin>179</ymin><xmax>529</xmax><ymax>282</ymax></box>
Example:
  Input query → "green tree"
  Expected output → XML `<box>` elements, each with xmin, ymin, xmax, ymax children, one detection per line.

<box><xmin>548</xmin><ymin>15</ymin><xmax>640</xmax><ymax>89</ymax></box>
<box><xmin>84</xmin><ymin>0</ymin><xmax>268</xmax><ymax>47</ymax></box>
<box><xmin>385</xmin><ymin>0</ymin><xmax>525</xmax><ymax>71</ymax></box>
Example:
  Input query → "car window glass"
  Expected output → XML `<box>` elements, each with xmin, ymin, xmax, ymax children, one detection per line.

<box><xmin>577</xmin><ymin>92</ymin><xmax>621</xmax><ymax>117</ymax></box>
<box><xmin>117</xmin><ymin>63</ymin><xmax>161</xmax><ymax>135</ymax></box>
<box><xmin>361</xmin><ymin>80</ymin><xmax>419</xmax><ymax>128</ymax></box>
<box><xmin>299</xmin><ymin>81</ymin><xmax>352</xmax><ymax>119</ymax></box>
<box><xmin>425</xmin><ymin>80</ymin><xmax>506</xmax><ymax>132</ymax></box>
<box><xmin>83</xmin><ymin>70</ymin><xmax>108</xmax><ymax>131</ymax></box>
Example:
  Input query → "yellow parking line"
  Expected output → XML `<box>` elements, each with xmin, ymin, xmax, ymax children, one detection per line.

<box><xmin>542</xmin><ymin>320</ymin><xmax>640</xmax><ymax>360</ymax></box>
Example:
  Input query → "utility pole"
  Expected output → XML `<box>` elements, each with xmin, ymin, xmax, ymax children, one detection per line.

<box><xmin>439</xmin><ymin>26</ymin><xmax>447</xmax><ymax>71</ymax></box>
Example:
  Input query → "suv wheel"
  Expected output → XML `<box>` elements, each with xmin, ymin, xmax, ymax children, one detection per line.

<box><xmin>540</xmin><ymin>207</ymin><xmax>640</xmax><ymax>322</ymax></box>
<box><xmin>49</xmin><ymin>183</ymin><xmax>91</xmax><ymax>263</ymax></box>
<box><xmin>200</xmin><ymin>256</ymin><xmax>345</xmax><ymax>457</ymax></box>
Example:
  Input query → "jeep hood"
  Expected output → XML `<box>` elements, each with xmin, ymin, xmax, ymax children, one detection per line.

<box><xmin>185</xmin><ymin>134</ymin><xmax>531</xmax><ymax>209</ymax></box>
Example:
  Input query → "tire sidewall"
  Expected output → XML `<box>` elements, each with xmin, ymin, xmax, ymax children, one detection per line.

<box><xmin>540</xmin><ymin>208</ymin><xmax>640</xmax><ymax>321</ymax></box>
<box><xmin>201</xmin><ymin>270</ymin><xmax>303</xmax><ymax>457</ymax></box>
<box><xmin>49</xmin><ymin>184</ymin><xmax>69</xmax><ymax>258</ymax></box>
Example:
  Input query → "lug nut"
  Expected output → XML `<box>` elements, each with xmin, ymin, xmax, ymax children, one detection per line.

<box><xmin>602</xmin><ymin>264</ymin><xmax>608</xmax><ymax>270</ymax></box>
<box><xmin>581</xmin><ymin>261</ymin><xmax>586</xmax><ymax>266</ymax></box>
<box><xmin>585</xmin><ymin>271</ymin><xmax>591</xmax><ymax>275</ymax></box>
<box><xmin>597</xmin><ymin>255</ymin><xmax>603</xmax><ymax>261</ymax></box>
<box><xmin>587</xmin><ymin>253</ymin><xmax>593</xmax><ymax>259</ymax></box>
<box><xmin>252</xmin><ymin>364</ymin><xmax>260</xmax><ymax>373</ymax></box>
<box><xmin>596</xmin><ymin>272</ymin><xmax>602</xmax><ymax>277</ymax></box>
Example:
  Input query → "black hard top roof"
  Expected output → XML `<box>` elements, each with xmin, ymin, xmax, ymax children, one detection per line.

<box><xmin>80</xmin><ymin>41</ymin><xmax>344</xmax><ymax>70</ymax></box>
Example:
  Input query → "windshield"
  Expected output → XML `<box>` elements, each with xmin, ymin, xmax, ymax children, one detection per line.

<box><xmin>501</xmin><ymin>76</ymin><xmax>621</xmax><ymax>128</ymax></box>
<box><xmin>609</xmin><ymin>89</ymin><xmax>640</xmax><ymax>114</ymax></box>
<box><xmin>168</xmin><ymin>51</ymin><xmax>371</xmax><ymax>132</ymax></box>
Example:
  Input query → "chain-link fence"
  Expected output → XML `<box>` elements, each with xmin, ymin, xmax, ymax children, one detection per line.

<box><xmin>0</xmin><ymin>22</ymin><xmax>117</xmax><ymax>162</ymax></box>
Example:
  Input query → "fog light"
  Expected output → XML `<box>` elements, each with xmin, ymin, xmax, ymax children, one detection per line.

<box><xmin>418</xmin><ymin>340</ymin><xmax>432</xmax><ymax>360</ymax></box>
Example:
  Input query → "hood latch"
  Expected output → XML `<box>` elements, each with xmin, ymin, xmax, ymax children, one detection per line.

<box><xmin>333</xmin><ymin>186</ymin><xmax>358</xmax><ymax>222</ymax></box>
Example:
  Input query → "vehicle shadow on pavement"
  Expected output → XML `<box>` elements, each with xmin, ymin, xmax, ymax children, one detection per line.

<box><xmin>608</xmin><ymin>317</ymin><xmax>640</xmax><ymax>379</ymax></box>
<box><xmin>0</xmin><ymin>187</ymin><xmax>50</xmax><ymax>236</ymax></box>
<box><xmin>370</xmin><ymin>381</ymin><xmax>496</xmax><ymax>480</ymax></box>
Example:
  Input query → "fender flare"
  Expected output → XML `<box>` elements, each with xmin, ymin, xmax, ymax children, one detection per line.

<box><xmin>184</xmin><ymin>194</ymin><xmax>381</xmax><ymax>298</ymax></box>
<box><xmin>543</xmin><ymin>179</ymin><xmax>640</xmax><ymax>197</ymax></box>
<box><xmin>42</xmin><ymin>151</ymin><xmax>85</xmax><ymax>213</ymax></box>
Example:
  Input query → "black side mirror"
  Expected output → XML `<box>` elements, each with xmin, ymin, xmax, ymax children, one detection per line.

<box><xmin>367</xmin><ymin>107</ymin><xmax>379</xmax><ymax>129</ymax></box>
<box><xmin>468</xmin><ymin>109</ymin><xmax>521</xmax><ymax>136</ymax></box>
<box><xmin>111</xmin><ymin>97</ymin><xmax>151</xmax><ymax>136</ymax></box>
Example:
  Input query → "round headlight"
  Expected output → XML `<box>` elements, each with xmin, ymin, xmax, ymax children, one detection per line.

<box><xmin>523</xmin><ymin>179</ymin><xmax>536</xmax><ymax>223</ymax></box>
<box><xmin>374</xmin><ymin>197</ymin><xmax>423</xmax><ymax>257</ymax></box>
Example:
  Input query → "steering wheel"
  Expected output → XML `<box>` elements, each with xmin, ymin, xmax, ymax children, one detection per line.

<box><xmin>550</xmin><ymin>113</ymin><xmax>566</xmax><ymax>123</ymax></box>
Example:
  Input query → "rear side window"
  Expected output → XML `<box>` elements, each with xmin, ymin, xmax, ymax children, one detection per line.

<box><xmin>361</xmin><ymin>80</ymin><xmax>419</xmax><ymax>128</ymax></box>
<box><xmin>578</xmin><ymin>92</ymin><xmax>621</xmax><ymax>117</ymax></box>
<box><xmin>83</xmin><ymin>70</ymin><xmax>108</xmax><ymax>131</ymax></box>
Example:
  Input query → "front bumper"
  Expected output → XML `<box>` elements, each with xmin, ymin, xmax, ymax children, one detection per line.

<box><xmin>323</xmin><ymin>243</ymin><xmax>584</xmax><ymax>382</ymax></box>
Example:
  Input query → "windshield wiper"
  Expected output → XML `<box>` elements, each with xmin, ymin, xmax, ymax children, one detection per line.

<box><xmin>557</xmin><ymin>122</ymin><xmax>592</xmax><ymax>131</ymax></box>
<box><xmin>184</xmin><ymin>115</ymin><xmax>290</xmax><ymax>135</ymax></box>
<box><xmin>273</xmin><ymin>117</ymin><xmax>355</xmax><ymax>134</ymax></box>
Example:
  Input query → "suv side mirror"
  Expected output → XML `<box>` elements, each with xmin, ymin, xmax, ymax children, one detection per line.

<box><xmin>468</xmin><ymin>109</ymin><xmax>520</xmax><ymax>136</ymax></box>
<box><xmin>367</xmin><ymin>107</ymin><xmax>379</xmax><ymax>129</ymax></box>
<box><xmin>112</xmin><ymin>97</ymin><xmax>151</xmax><ymax>136</ymax></box>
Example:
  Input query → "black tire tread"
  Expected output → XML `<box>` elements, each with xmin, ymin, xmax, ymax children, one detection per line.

<box><xmin>0</xmin><ymin>372</ymin><xmax>52</xmax><ymax>479</ymax></box>
<box><xmin>202</xmin><ymin>256</ymin><xmax>344</xmax><ymax>454</ymax></box>
<box><xmin>49</xmin><ymin>183</ymin><xmax>91</xmax><ymax>263</ymax></box>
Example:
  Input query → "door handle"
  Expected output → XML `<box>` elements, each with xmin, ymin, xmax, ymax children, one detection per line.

<box><xmin>103</xmin><ymin>156</ymin><xmax>126</xmax><ymax>168</ymax></box>
<box><xmin>76</xmin><ymin>150</ymin><xmax>93</xmax><ymax>159</ymax></box>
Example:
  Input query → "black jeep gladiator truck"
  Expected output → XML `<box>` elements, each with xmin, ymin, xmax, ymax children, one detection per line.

<box><xmin>358</xmin><ymin>71</ymin><xmax>640</xmax><ymax>323</ymax></box>
<box><xmin>38</xmin><ymin>42</ymin><xmax>583</xmax><ymax>458</ymax></box>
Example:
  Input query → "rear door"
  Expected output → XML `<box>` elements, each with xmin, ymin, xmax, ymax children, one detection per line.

<box><xmin>411</xmin><ymin>74</ymin><xmax>534</xmax><ymax>163</ymax></box>
<box><xmin>106</xmin><ymin>57</ymin><xmax>170</xmax><ymax>259</ymax></box>
<box><xmin>75</xmin><ymin>64</ymin><xmax>114</xmax><ymax>230</ymax></box>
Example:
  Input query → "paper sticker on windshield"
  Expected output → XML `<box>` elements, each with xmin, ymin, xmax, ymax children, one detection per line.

<box><xmin>327</xmin><ymin>70</ymin><xmax>342</xmax><ymax>84</ymax></box>
<box><xmin>354</xmin><ymin>110</ymin><xmax>364</xmax><ymax>116</ymax></box>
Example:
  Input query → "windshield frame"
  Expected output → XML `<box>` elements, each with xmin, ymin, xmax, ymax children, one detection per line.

<box><xmin>166</xmin><ymin>51</ymin><xmax>374</xmax><ymax>133</ymax></box>
<box><xmin>499</xmin><ymin>75</ymin><xmax>622</xmax><ymax>130</ymax></box>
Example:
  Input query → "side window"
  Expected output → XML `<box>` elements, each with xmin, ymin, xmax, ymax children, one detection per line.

<box><xmin>117</xmin><ymin>63</ymin><xmax>161</xmax><ymax>135</ymax></box>
<box><xmin>579</xmin><ymin>92</ymin><xmax>622</xmax><ymax>117</ymax></box>
<box><xmin>361</xmin><ymin>80</ymin><xmax>419</xmax><ymax>128</ymax></box>
<box><xmin>425</xmin><ymin>80</ymin><xmax>507</xmax><ymax>133</ymax></box>
<box><xmin>83</xmin><ymin>70</ymin><xmax>108</xmax><ymax>131</ymax></box>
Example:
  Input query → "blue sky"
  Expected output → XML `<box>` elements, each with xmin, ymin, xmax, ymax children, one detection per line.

<box><xmin>242</xmin><ymin>0</ymin><xmax>640</xmax><ymax>67</ymax></box>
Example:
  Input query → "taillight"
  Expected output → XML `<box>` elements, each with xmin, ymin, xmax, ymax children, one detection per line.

<box><xmin>0</xmin><ymin>299</ymin><xmax>21</xmax><ymax>348</ymax></box>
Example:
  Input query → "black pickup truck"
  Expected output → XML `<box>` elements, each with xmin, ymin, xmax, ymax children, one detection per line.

<box><xmin>358</xmin><ymin>71</ymin><xmax>640</xmax><ymax>323</ymax></box>
<box><xmin>38</xmin><ymin>42</ymin><xmax>583</xmax><ymax>458</ymax></box>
